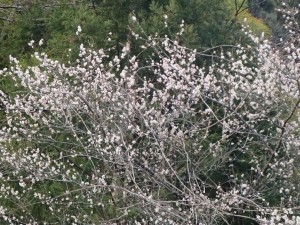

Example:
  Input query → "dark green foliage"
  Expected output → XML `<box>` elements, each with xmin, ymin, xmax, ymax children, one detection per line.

<box><xmin>249</xmin><ymin>0</ymin><xmax>276</xmax><ymax>16</ymax></box>
<box><xmin>133</xmin><ymin>0</ymin><xmax>244</xmax><ymax>48</ymax></box>
<box><xmin>0</xmin><ymin>0</ymin><xmax>247</xmax><ymax>70</ymax></box>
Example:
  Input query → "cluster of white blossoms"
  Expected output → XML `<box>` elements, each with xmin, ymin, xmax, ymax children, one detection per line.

<box><xmin>0</xmin><ymin>3</ymin><xmax>299</xmax><ymax>225</ymax></box>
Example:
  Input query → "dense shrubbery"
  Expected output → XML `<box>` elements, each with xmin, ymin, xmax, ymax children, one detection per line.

<box><xmin>0</xmin><ymin>0</ymin><xmax>249</xmax><ymax>70</ymax></box>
